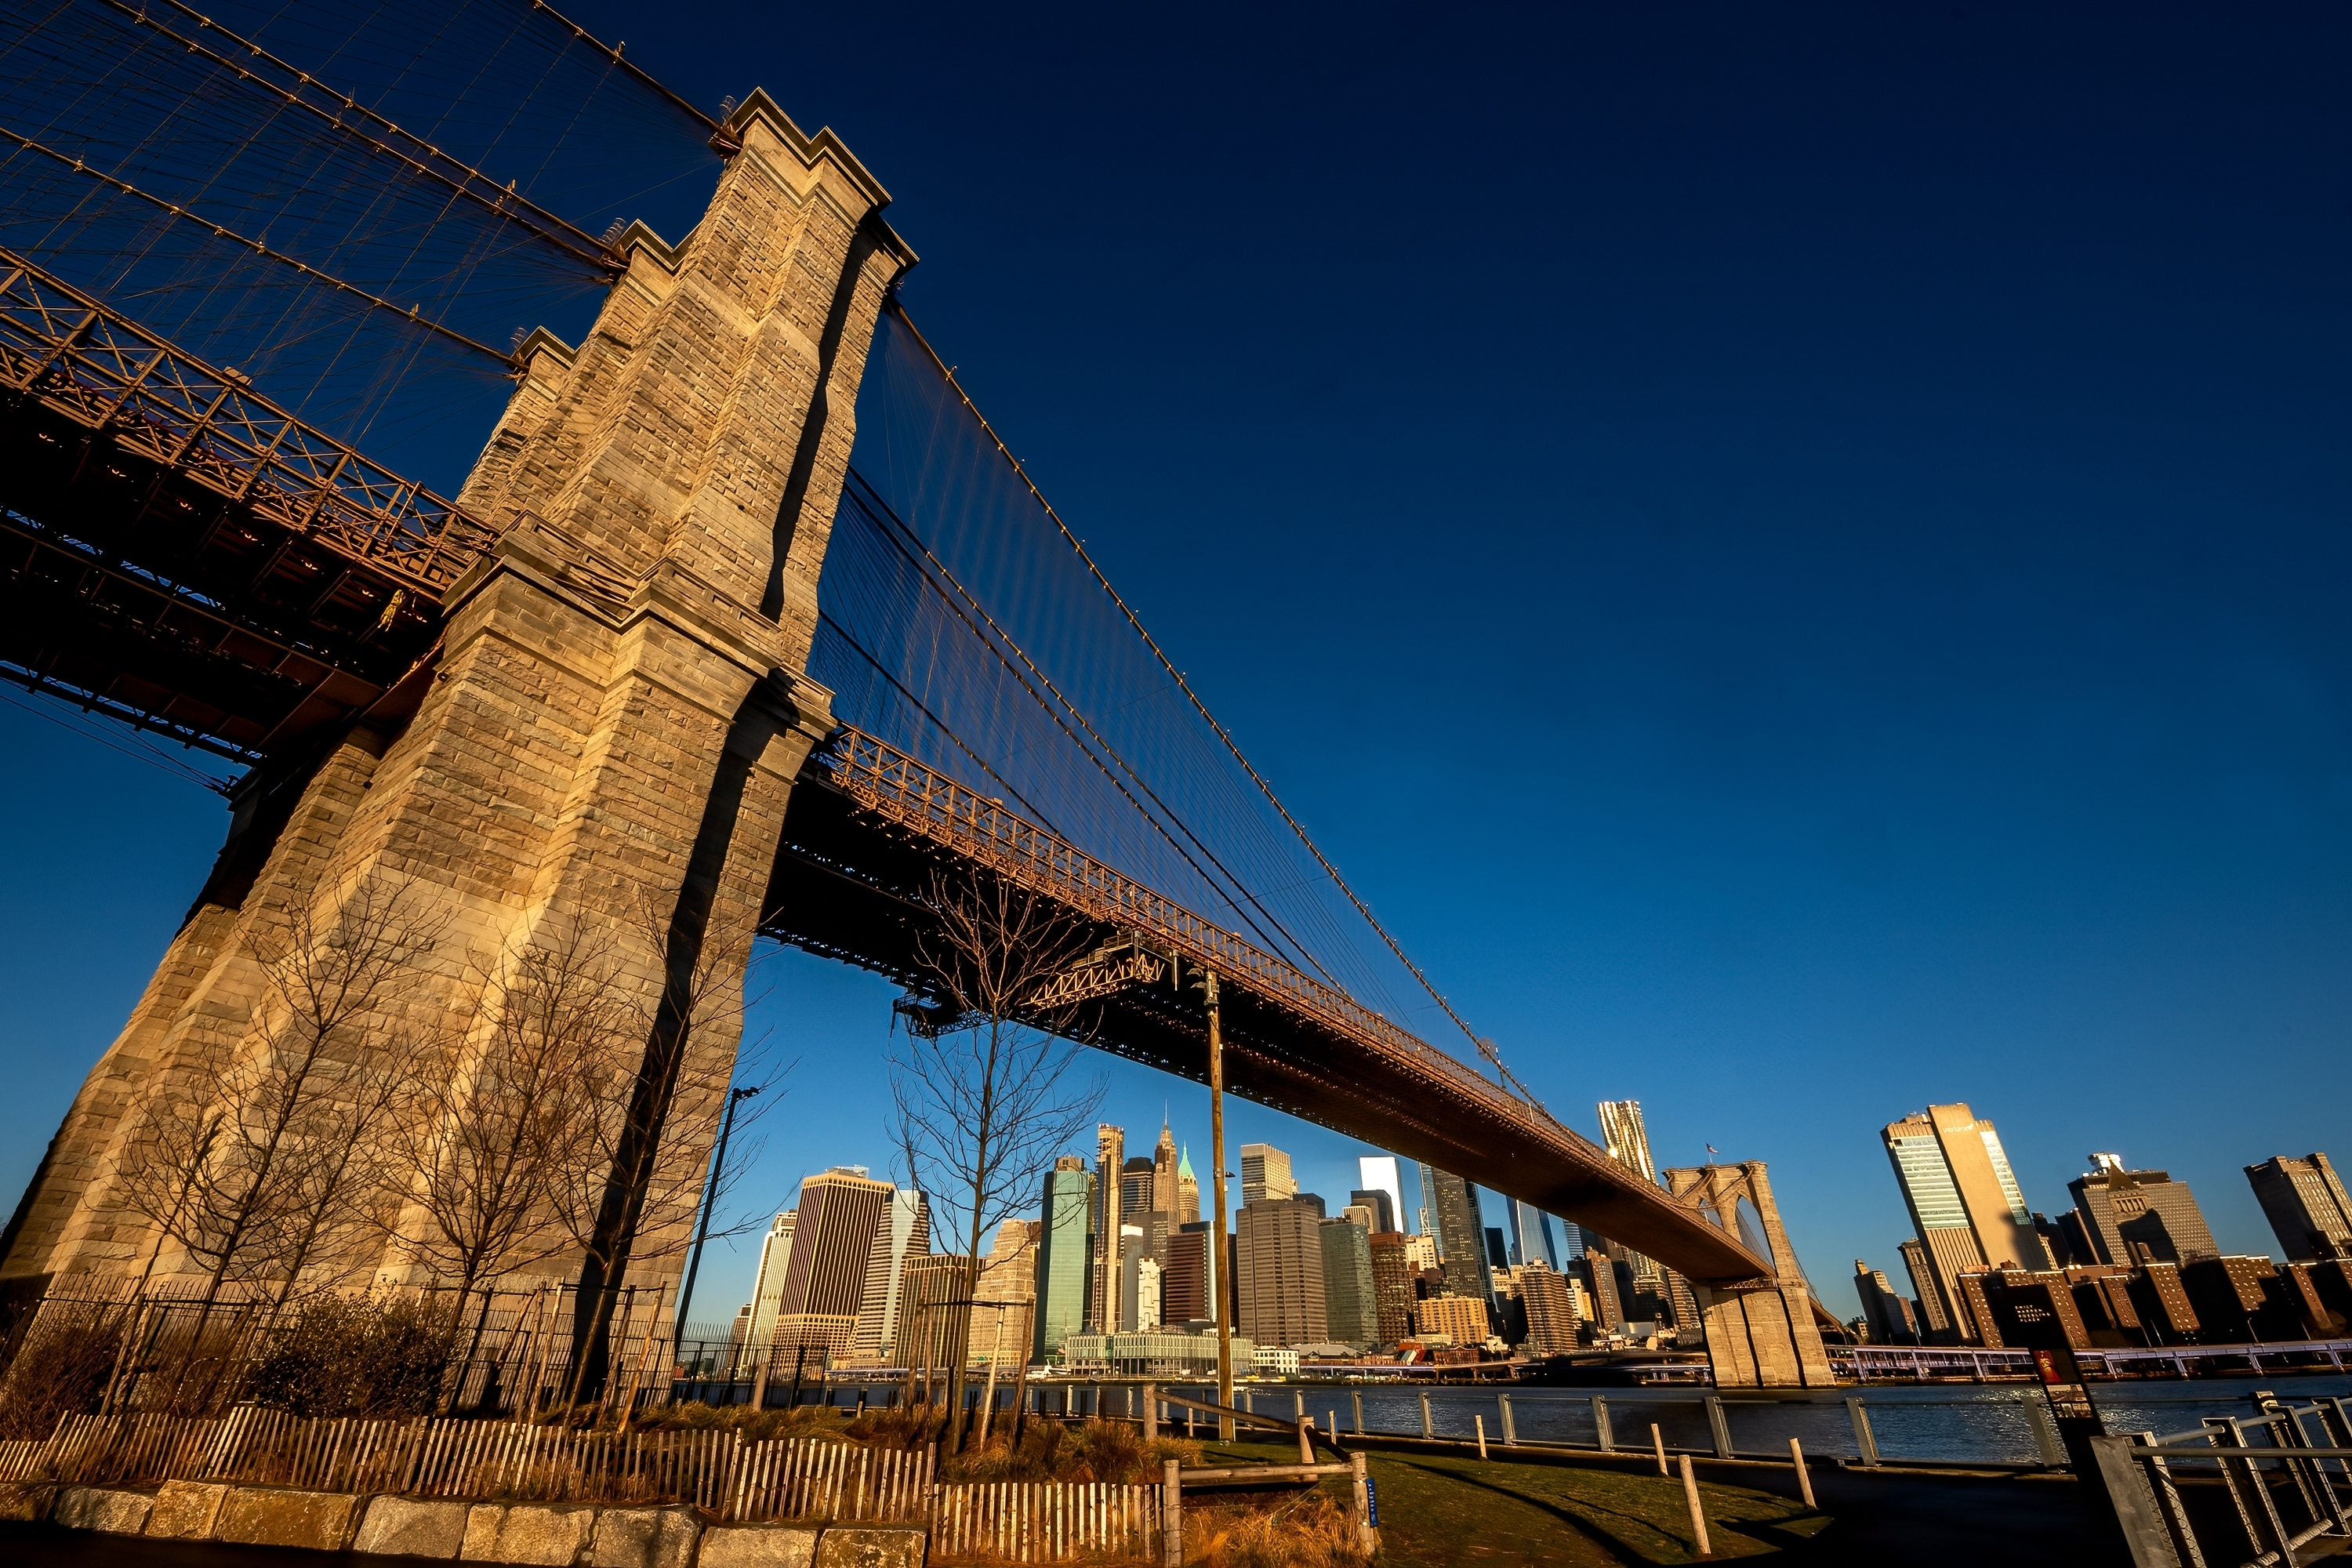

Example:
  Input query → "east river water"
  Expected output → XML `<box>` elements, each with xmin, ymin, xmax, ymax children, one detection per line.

<box><xmin>1137</xmin><ymin>1374</ymin><xmax>2352</xmax><ymax>1465</ymax></box>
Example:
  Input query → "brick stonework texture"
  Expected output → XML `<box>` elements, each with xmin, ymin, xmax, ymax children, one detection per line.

<box><xmin>3</xmin><ymin>94</ymin><xmax>914</xmax><ymax>1310</ymax></box>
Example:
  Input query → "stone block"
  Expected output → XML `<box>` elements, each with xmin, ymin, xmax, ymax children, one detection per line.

<box><xmin>591</xmin><ymin>1504</ymin><xmax>702</xmax><ymax>1568</ymax></box>
<box><xmin>0</xmin><ymin>1481</ymin><xmax>58</xmax><ymax>1522</ymax></box>
<box><xmin>53</xmin><ymin>1485</ymin><xmax>152</xmax><ymax>1534</ymax></box>
<box><xmin>696</xmin><ymin>1523</ymin><xmax>822</xmax><ymax>1568</ymax></box>
<box><xmin>147</xmin><ymin>1479</ymin><xmax>232</xmax><ymax>1538</ymax></box>
<box><xmin>461</xmin><ymin>1501</ymin><xmax>598</xmax><ymax>1564</ymax></box>
<box><xmin>215</xmin><ymin>1486</ymin><xmax>361</xmax><ymax>1551</ymax></box>
<box><xmin>814</xmin><ymin>1526</ymin><xmax>927</xmax><ymax>1568</ymax></box>
<box><xmin>357</xmin><ymin>1494</ymin><xmax>474</xmax><ymax>1558</ymax></box>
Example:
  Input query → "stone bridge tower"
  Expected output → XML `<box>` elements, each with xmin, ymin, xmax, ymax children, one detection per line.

<box><xmin>0</xmin><ymin>94</ymin><xmax>913</xmax><ymax>1360</ymax></box>
<box><xmin>1661</xmin><ymin>1160</ymin><xmax>1837</xmax><ymax>1387</ymax></box>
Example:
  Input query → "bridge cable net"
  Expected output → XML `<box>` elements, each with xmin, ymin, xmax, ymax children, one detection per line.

<box><xmin>822</xmin><ymin>307</ymin><xmax>1557</xmax><ymax>1120</ymax></box>
<box><xmin>0</xmin><ymin>0</ymin><xmax>716</xmax><ymax>481</ymax></box>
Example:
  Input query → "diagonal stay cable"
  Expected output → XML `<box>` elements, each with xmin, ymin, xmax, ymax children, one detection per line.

<box><xmin>843</xmin><ymin>470</ymin><xmax>1325</xmax><ymax>978</ymax></box>
<box><xmin>844</xmin><ymin>467</ymin><xmax>1348</xmax><ymax>996</ymax></box>
<box><xmin>0</xmin><ymin>122</ymin><xmax>517</xmax><ymax>366</ymax></box>
<box><xmin>882</xmin><ymin>299</ymin><xmax>1557</xmax><ymax>1114</ymax></box>
<box><xmin>813</xmin><ymin>606</ymin><xmax>1067</xmax><ymax>840</ymax></box>
<box><xmin>101</xmin><ymin>0</ymin><xmax>620</xmax><ymax>274</ymax></box>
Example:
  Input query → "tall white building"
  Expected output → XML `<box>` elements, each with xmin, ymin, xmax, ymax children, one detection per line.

<box><xmin>746</xmin><ymin>1210</ymin><xmax>795</xmax><ymax>1341</ymax></box>
<box><xmin>1358</xmin><ymin>1155</ymin><xmax>1405</xmax><ymax>1236</ymax></box>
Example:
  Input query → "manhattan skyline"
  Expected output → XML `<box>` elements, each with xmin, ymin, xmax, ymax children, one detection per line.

<box><xmin>4</xmin><ymin>2</ymin><xmax>2347</xmax><ymax>1325</ymax></box>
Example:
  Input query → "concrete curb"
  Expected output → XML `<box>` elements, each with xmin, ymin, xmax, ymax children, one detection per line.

<box><xmin>9</xmin><ymin>1482</ymin><xmax>935</xmax><ymax>1565</ymax></box>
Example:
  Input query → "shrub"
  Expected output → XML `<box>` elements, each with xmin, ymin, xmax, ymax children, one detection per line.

<box><xmin>245</xmin><ymin>1295</ymin><xmax>455</xmax><ymax>1417</ymax></box>
<box><xmin>0</xmin><ymin>1298</ymin><xmax>125</xmax><ymax>1439</ymax></box>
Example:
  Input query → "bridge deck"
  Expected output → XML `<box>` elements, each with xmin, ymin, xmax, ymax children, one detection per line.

<box><xmin>765</xmin><ymin>728</ymin><xmax>1771</xmax><ymax>1286</ymax></box>
<box><xmin>0</xmin><ymin>249</ymin><xmax>490</xmax><ymax>757</ymax></box>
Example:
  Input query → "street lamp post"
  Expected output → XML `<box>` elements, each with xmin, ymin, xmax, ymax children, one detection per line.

<box><xmin>674</xmin><ymin>1083</ymin><xmax>761</xmax><ymax>1367</ymax></box>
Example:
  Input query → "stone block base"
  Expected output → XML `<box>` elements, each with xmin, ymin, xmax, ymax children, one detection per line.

<box><xmin>147</xmin><ymin>1479</ymin><xmax>231</xmax><ymax>1539</ymax></box>
<box><xmin>0</xmin><ymin>1481</ymin><xmax>58</xmax><ymax>1522</ymax></box>
<box><xmin>463</xmin><ymin>1501</ymin><xmax>600</xmax><ymax>1564</ymax></box>
<box><xmin>591</xmin><ymin>1504</ymin><xmax>704</xmax><ymax>1568</ymax></box>
<box><xmin>815</xmin><ymin>1526</ymin><xmax>927</xmax><ymax>1568</ymax></box>
<box><xmin>358</xmin><ymin>1494</ymin><xmax>474</xmax><ymax>1558</ymax></box>
<box><xmin>216</xmin><ymin>1485</ymin><xmax>361</xmax><ymax>1550</ymax></box>
<box><xmin>698</xmin><ymin>1522</ymin><xmax>822</xmax><ymax>1568</ymax></box>
<box><xmin>53</xmin><ymin>1485</ymin><xmax>152</xmax><ymax>1534</ymax></box>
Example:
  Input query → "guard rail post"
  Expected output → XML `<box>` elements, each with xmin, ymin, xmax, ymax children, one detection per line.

<box><xmin>1705</xmin><ymin>1396</ymin><xmax>1733</xmax><ymax>1459</ymax></box>
<box><xmin>2085</xmin><ymin>1435</ymin><xmax>2176</xmax><ymax>1568</ymax></box>
<box><xmin>1846</xmin><ymin>1398</ymin><xmax>1880</xmax><ymax>1468</ymax></box>
<box><xmin>1592</xmin><ymin>1395</ymin><xmax>1613</xmax><ymax>1453</ymax></box>
<box><xmin>1499</xmin><ymin>1393</ymin><xmax>1516</xmax><ymax>1446</ymax></box>
<box><xmin>1162</xmin><ymin>1457</ymin><xmax>1183</xmax><ymax>1568</ymax></box>
<box><xmin>1420</xmin><ymin>1391</ymin><xmax>1433</xmax><ymax>1440</ymax></box>
<box><xmin>1352</xmin><ymin>1391</ymin><xmax>1363</xmax><ymax>1436</ymax></box>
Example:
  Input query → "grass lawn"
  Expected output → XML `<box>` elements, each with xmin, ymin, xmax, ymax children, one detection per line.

<box><xmin>1189</xmin><ymin>1439</ymin><xmax>1831</xmax><ymax>1566</ymax></box>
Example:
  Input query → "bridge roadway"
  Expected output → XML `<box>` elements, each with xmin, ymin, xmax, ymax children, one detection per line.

<box><xmin>768</xmin><ymin>728</ymin><xmax>1770</xmax><ymax>1285</ymax></box>
<box><xmin>0</xmin><ymin>249</ymin><xmax>1769</xmax><ymax>1287</ymax></box>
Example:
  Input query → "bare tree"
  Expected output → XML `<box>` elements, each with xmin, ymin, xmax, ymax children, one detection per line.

<box><xmin>379</xmin><ymin>919</ymin><xmax>632</xmax><ymax>1397</ymax></box>
<box><xmin>551</xmin><ymin>893</ymin><xmax>785</xmax><ymax>1404</ymax></box>
<box><xmin>888</xmin><ymin>876</ymin><xmax>1104</xmax><ymax>1451</ymax></box>
<box><xmin>118</xmin><ymin>881</ymin><xmax>441</xmax><ymax>1330</ymax></box>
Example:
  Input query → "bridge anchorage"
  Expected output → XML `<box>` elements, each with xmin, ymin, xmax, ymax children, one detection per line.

<box><xmin>1</xmin><ymin>66</ymin><xmax>1829</xmax><ymax>1388</ymax></box>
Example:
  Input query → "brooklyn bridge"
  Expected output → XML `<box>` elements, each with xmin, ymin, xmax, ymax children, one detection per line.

<box><xmin>0</xmin><ymin>0</ymin><xmax>1828</xmax><ymax>1385</ymax></box>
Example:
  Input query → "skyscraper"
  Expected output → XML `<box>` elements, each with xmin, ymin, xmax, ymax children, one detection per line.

<box><xmin>850</xmin><ymin>1188</ymin><xmax>930</xmax><ymax>1361</ymax></box>
<box><xmin>1152</xmin><ymin>1124</ymin><xmax>1180</xmax><ymax>1247</ymax></box>
<box><xmin>1595</xmin><ymin>1100</ymin><xmax>1661</xmax><ymax>1279</ymax></box>
<box><xmin>2247</xmin><ymin>1154</ymin><xmax>2352</xmax><ymax>1261</ymax></box>
<box><xmin>1121</xmin><ymin>1155</ymin><xmax>1164</xmax><ymax>1266</ymax></box>
<box><xmin>1597</xmin><ymin>1100</ymin><xmax>1657</xmax><ymax>1180</ymax></box>
<box><xmin>745</xmin><ymin>1210</ymin><xmax>795</xmax><ymax>1341</ymax></box>
<box><xmin>1034</xmin><ymin>1156</ymin><xmax>1091</xmax><ymax>1358</ymax></box>
<box><xmin>1357</xmin><ymin>1156</ymin><xmax>1405</xmax><ymax>1240</ymax></box>
<box><xmin>1240</xmin><ymin>1144</ymin><xmax>1296</xmax><ymax>1207</ymax></box>
<box><xmin>771</xmin><ymin>1167</ymin><xmax>894</xmax><ymax>1360</ymax></box>
<box><xmin>2067</xmin><ymin>1154</ymin><xmax>2220</xmax><ymax>1266</ymax></box>
<box><xmin>1852</xmin><ymin>1258</ymin><xmax>1918</xmax><ymax>1345</ymax></box>
<box><xmin>1175</xmin><ymin>1147</ymin><xmax>1202</xmax><ymax>1227</ymax></box>
<box><xmin>1882</xmin><ymin>1103</ymin><xmax>2052</xmax><ymax>1340</ymax></box>
<box><xmin>1319</xmin><ymin>1217</ymin><xmax>1377</xmax><ymax>1349</ymax></box>
<box><xmin>1510</xmin><ymin>1200</ymin><xmax>1561</xmax><ymax>1271</ymax></box>
<box><xmin>1234</xmin><ymin>1196</ymin><xmax>1327</xmax><ymax>1348</ymax></box>
<box><xmin>1518</xmin><ymin>1262</ymin><xmax>1580</xmax><ymax>1356</ymax></box>
<box><xmin>1896</xmin><ymin>1238</ymin><xmax>1956</xmax><ymax>1340</ymax></box>
<box><xmin>1163</xmin><ymin>1221</ymin><xmax>1210</xmax><ymax>1323</ymax></box>
<box><xmin>1091</xmin><ymin>1124</ymin><xmax>1126</xmax><ymax>1333</ymax></box>
<box><xmin>1367</xmin><ymin>1231</ymin><xmax>1414</xmax><ymax>1348</ymax></box>
<box><xmin>1424</xmin><ymin>1167</ymin><xmax>1490</xmax><ymax>1300</ymax></box>
<box><xmin>1348</xmin><ymin>1189</ymin><xmax>1396</xmax><ymax>1234</ymax></box>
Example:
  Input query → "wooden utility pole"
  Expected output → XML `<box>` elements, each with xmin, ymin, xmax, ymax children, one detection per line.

<box><xmin>1207</xmin><ymin>969</ymin><xmax>1233</xmax><ymax>1441</ymax></box>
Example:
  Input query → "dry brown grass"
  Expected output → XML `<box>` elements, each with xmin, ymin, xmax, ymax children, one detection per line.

<box><xmin>1181</xmin><ymin>1489</ymin><xmax>1371</xmax><ymax>1568</ymax></box>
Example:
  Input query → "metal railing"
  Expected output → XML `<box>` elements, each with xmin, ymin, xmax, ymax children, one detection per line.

<box><xmin>0</xmin><ymin>248</ymin><xmax>499</xmax><ymax>601</ymax></box>
<box><xmin>2090</xmin><ymin>1394</ymin><xmax>2352</xmax><ymax>1567</ymax></box>
<box><xmin>819</xmin><ymin>725</ymin><xmax>1767</xmax><ymax>1279</ymax></box>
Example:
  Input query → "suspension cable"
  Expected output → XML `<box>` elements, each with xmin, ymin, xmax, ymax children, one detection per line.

<box><xmin>104</xmin><ymin>0</ymin><xmax>622</xmax><ymax>274</ymax></box>
<box><xmin>0</xmin><ymin>124</ymin><xmax>517</xmax><ymax>368</ymax></box>
<box><xmin>884</xmin><ymin>298</ymin><xmax>1560</xmax><ymax>1115</ymax></box>
<box><xmin>524</xmin><ymin>0</ymin><xmax>722</xmax><ymax>135</ymax></box>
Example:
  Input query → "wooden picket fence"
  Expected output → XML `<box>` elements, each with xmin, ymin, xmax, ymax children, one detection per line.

<box><xmin>929</xmin><ymin>1480</ymin><xmax>1165</xmax><ymax>1563</ymax></box>
<box><xmin>0</xmin><ymin>1411</ymin><xmax>1161</xmax><ymax>1556</ymax></box>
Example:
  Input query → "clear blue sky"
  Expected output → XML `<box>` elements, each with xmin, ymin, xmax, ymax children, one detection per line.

<box><xmin>5</xmin><ymin>3</ymin><xmax>2348</xmax><ymax>1324</ymax></box>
